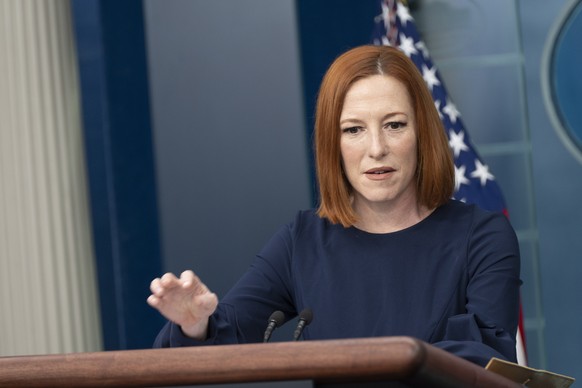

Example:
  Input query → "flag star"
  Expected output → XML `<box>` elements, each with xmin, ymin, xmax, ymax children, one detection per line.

<box><xmin>382</xmin><ymin>35</ymin><xmax>391</xmax><ymax>46</ymax></box>
<box><xmin>454</xmin><ymin>165</ymin><xmax>470</xmax><ymax>191</ymax></box>
<box><xmin>470</xmin><ymin>159</ymin><xmax>495</xmax><ymax>186</ymax></box>
<box><xmin>415</xmin><ymin>40</ymin><xmax>429</xmax><ymax>58</ymax></box>
<box><xmin>434</xmin><ymin>100</ymin><xmax>443</xmax><ymax>119</ymax></box>
<box><xmin>396</xmin><ymin>2</ymin><xmax>414</xmax><ymax>26</ymax></box>
<box><xmin>442</xmin><ymin>99</ymin><xmax>460</xmax><ymax>124</ymax></box>
<box><xmin>448</xmin><ymin>130</ymin><xmax>469</xmax><ymax>157</ymax></box>
<box><xmin>422</xmin><ymin>64</ymin><xmax>440</xmax><ymax>91</ymax></box>
<box><xmin>398</xmin><ymin>33</ymin><xmax>418</xmax><ymax>57</ymax></box>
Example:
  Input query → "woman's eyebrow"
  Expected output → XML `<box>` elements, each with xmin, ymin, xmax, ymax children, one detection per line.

<box><xmin>339</xmin><ymin>112</ymin><xmax>408</xmax><ymax>126</ymax></box>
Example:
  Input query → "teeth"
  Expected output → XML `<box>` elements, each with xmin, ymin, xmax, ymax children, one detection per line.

<box><xmin>373</xmin><ymin>171</ymin><xmax>387</xmax><ymax>174</ymax></box>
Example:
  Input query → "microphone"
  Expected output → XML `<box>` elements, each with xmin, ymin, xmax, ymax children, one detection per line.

<box><xmin>263</xmin><ymin>310</ymin><xmax>285</xmax><ymax>343</ymax></box>
<box><xmin>292</xmin><ymin>308</ymin><xmax>313</xmax><ymax>341</ymax></box>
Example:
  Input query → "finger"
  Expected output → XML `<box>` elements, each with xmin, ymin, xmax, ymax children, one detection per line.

<box><xmin>180</xmin><ymin>270</ymin><xmax>197</xmax><ymax>287</ymax></box>
<box><xmin>147</xmin><ymin>294</ymin><xmax>160</xmax><ymax>307</ymax></box>
<box><xmin>160</xmin><ymin>272</ymin><xmax>179</xmax><ymax>288</ymax></box>
<box><xmin>196</xmin><ymin>292</ymin><xmax>218</xmax><ymax>315</ymax></box>
<box><xmin>181</xmin><ymin>271</ymin><xmax>209</xmax><ymax>295</ymax></box>
<box><xmin>150</xmin><ymin>278</ymin><xmax>164</xmax><ymax>296</ymax></box>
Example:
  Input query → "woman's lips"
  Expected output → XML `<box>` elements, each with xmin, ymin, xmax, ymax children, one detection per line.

<box><xmin>364</xmin><ymin>167</ymin><xmax>395</xmax><ymax>180</ymax></box>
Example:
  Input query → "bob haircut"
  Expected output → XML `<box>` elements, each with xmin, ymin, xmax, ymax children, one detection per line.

<box><xmin>315</xmin><ymin>45</ymin><xmax>454</xmax><ymax>227</ymax></box>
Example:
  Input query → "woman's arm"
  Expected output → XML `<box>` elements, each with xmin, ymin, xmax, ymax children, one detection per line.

<box><xmin>433</xmin><ymin>210</ymin><xmax>522</xmax><ymax>366</ymax></box>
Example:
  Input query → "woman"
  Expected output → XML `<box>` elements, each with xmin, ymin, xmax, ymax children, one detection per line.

<box><xmin>148</xmin><ymin>45</ymin><xmax>521</xmax><ymax>366</ymax></box>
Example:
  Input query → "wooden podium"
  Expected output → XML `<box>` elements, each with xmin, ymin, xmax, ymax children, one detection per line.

<box><xmin>0</xmin><ymin>336</ymin><xmax>521</xmax><ymax>387</ymax></box>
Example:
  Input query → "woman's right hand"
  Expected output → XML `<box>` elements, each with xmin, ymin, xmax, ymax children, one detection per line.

<box><xmin>147</xmin><ymin>270</ymin><xmax>218</xmax><ymax>340</ymax></box>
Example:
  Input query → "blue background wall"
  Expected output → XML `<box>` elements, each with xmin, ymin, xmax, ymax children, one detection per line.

<box><xmin>72</xmin><ymin>0</ymin><xmax>582</xmax><ymax>383</ymax></box>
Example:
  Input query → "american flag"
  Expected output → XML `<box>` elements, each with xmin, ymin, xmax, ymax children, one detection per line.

<box><xmin>371</xmin><ymin>0</ymin><xmax>527</xmax><ymax>365</ymax></box>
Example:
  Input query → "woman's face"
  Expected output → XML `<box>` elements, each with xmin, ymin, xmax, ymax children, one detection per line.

<box><xmin>339</xmin><ymin>75</ymin><xmax>418</xmax><ymax>212</ymax></box>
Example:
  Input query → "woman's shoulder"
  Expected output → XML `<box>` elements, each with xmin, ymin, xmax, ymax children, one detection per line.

<box><xmin>436</xmin><ymin>199</ymin><xmax>508</xmax><ymax>224</ymax></box>
<box><xmin>276</xmin><ymin>208</ymin><xmax>350</xmax><ymax>245</ymax></box>
<box><xmin>289</xmin><ymin>209</ymin><xmax>332</xmax><ymax>233</ymax></box>
<box><xmin>424</xmin><ymin>200</ymin><xmax>515</xmax><ymax>243</ymax></box>
<box><xmin>441</xmin><ymin>200</ymin><xmax>517</xmax><ymax>247</ymax></box>
<box><xmin>294</xmin><ymin>208</ymin><xmax>319</xmax><ymax>221</ymax></box>
<box><xmin>259</xmin><ymin>209</ymin><xmax>334</xmax><ymax>258</ymax></box>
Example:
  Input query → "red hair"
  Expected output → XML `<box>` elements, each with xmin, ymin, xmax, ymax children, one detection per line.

<box><xmin>315</xmin><ymin>45</ymin><xmax>454</xmax><ymax>227</ymax></box>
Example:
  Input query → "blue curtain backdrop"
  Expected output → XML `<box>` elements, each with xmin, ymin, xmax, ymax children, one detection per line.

<box><xmin>71</xmin><ymin>0</ymin><xmax>164</xmax><ymax>350</ymax></box>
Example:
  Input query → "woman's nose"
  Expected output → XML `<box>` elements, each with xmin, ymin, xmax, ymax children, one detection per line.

<box><xmin>368</xmin><ymin>129</ymin><xmax>388</xmax><ymax>159</ymax></box>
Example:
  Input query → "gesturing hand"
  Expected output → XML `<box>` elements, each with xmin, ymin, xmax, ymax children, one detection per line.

<box><xmin>147</xmin><ymin>270</ymin><xmax>218</xmax><ymax>340</ymax></box>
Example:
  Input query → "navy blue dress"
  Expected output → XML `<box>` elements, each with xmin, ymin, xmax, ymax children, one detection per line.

<box><xmin>154</xmin><ymin>200</ymin><xmax>521</xmax><ymax>366</ymax></box>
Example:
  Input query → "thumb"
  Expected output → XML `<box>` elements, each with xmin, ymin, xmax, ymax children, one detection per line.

<box><xmin>195</xmin><ymin>292</ymin><xmax>218</xmax><ymax>316</ymax></box>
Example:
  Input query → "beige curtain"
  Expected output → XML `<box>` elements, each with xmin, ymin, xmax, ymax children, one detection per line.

<box><xmin>0</xmin><ymin>0</ymin><xmax>102</xmax><ymax>356</ymax></box>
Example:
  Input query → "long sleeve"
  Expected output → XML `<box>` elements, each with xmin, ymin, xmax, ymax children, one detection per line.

<box><xmin>431</xmin><ymin>209</ymin><xmax>521</xmax><ymax>366</ymax></box>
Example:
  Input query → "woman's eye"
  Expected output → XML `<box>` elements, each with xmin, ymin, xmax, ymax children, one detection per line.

<box><xmin>386</xmin><ymin>121</ymin><xmax>406</xmax><ymax>130</ymax></box>
<box><xmin>342</xmin><ymin>126</ymin><xmax>361</xmax><ymax>134</ymax></box>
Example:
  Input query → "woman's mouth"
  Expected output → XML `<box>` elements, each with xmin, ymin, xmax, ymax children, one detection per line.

<box><xmin>365</xmin><ymin>167</ymin><xmax>395</xmax><ymax>174</ymax></box>
<box><xmin>365</xmin><ymin>167</ymin><xmax>395</xmax><ymax>179</ymax></box>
